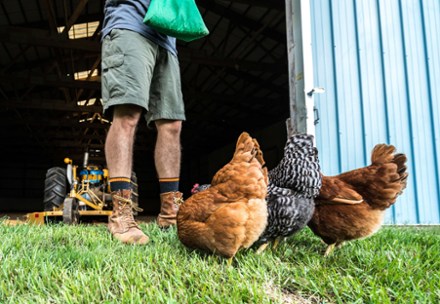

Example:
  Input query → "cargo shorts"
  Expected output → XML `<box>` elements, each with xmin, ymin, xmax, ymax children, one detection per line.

<box><xmin>101</xmin><ymin>29</ymin><xmax>186</xmax><ymax>125</ymax></box>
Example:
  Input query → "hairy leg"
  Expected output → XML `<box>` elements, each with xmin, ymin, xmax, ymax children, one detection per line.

<box><xmin>154</xmin><ymin>119</ymin><xmax>182</xmax><ymax>178</ymax></box>
<box><xmin>105</xmin><ymin>105</ymin><xmax>143</xmax><ymax>177</ymax></box>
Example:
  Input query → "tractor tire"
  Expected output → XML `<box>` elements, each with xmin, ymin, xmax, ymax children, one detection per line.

<box><xmin>131</xmin><ymin>172</ymin><xmax>139</xmax><ymax>215</ymax></box>
<box><xmin>63</xmin><ymin>197</ymin><xmax>79</xmax><ymax>224</ymax></box>
<box><xmin>44</xmin><ymin>167</ymin><xmax>67</xmax><ymax>211</ymax></box>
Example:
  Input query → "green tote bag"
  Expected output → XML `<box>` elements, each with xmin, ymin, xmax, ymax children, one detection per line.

<box><xmin>143</xmin><ymin>0</ymin><xmax>209</xmax><ymax>42</ymax></box>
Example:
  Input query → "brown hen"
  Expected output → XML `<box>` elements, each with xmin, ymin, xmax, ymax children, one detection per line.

<box><xmin>308</xmin><ymin>144</ymin><xmax>408</xmax><ymax>256</ymax></box>
<box><xmin>177</xmin><ymin>132</ymin><xmax>268</xmax><ymax>262</ymax></box>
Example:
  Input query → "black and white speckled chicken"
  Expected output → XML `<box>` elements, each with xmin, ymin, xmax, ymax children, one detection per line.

<box><xmin>268</xmin><ymin>134</ymin><xmax>322</xmax><ymax>198</ymax></box>
<box><xmin>255</xmin><ymin>134</ymin><xmax>321</xmax><ymax>252</ymax></box>
<box><xmin>192</xmin><ymin>134</ymin><xmax>322</xmax><ymax>253</ymax></box>
<box><xmin>253</xmin><ymin>184</ymin><xmax>315</xmax><ymax>252</ymax></box>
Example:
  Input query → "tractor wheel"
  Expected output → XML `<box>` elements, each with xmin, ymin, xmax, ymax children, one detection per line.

<box><xmin>131</xmin><ymin>172</ymin><xmax>139</xmax><ymax>215</ymax></box>
<box><xmin>43</xmin><ymin>167</ymin><xmax>67</xmax><ymax>211</ymax></box>
<box><xmin>63</xmin><ymin>198</ymin><xmax>79</xmax><ymax>224</ymax></box>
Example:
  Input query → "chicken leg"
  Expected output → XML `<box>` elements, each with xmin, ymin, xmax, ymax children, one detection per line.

<box><xmin>256</xmin><ymin>243</ymin><xmax>269</xmax><ymax>254</ymax></box>
<box><xmin>272</xmin><ymin>236</ymin><xmax>283</xmax><ymax>250</ymax></box>
<box><xmin>324</xmin><ymin>241</ymin><xmax>344</xmax><ymax>256</ymax></box>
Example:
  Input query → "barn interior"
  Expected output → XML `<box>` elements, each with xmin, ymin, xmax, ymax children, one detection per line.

<box><xmin>0</xmin><ymin>0</ymin><xmax>291</xmax><ymax>215</ymax></box>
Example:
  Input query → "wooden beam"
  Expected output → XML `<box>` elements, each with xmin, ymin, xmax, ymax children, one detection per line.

<box><xmin>0</xmin><ymin>118</ymin><xmax>110</xmax><ymax>129</ymax></box>
<box><xmin>41</xmin><ymin>0</ymin><xmax>59</xmax><ymax>34</ymax></box>
<box><xmin>0</xmin><ymin>26</ymin><xmax>100</xmax><ymax>52</ymax></box>
<box><xmin>1</xmin><ymin>99</ymin><xmax>102</xmax><ymax>112</ymax></box>
<box><xmin>198</xmin><ymin>0</ymin><xmax>285</xmax><ymax>43</ymax></box>
<box><xmin>0</xmin><ymin>25</ymin><xmax>283</xmax><ymax>73</ymax></box>
<box><xmin>178</xmin><ymin>48</ymin><xmax>286</xmax><ymax>73</ymax></box>
<box><xmin>5</xmin><ymin>139</ymin><xmax>151</xmax><ymax>152</ymax></box>
<box><xmin>16</xmin><ymin>13</ymin><xmax>103</xmax><ymax>31</ymax></box>
<box><xmin>2</xmin><ymin>43</ymin><xmax>283</xmax><ymax>74</ymax></box>
<box><xmin>229</xmin><ymin>0</ymin><xmax>285</xmax><ymax>10</ymax></box>
<box><xmin>0</xmin><ymin>74</ymin><xmax>100</xmax><ymax>89</ymax></box>
<box><xmin>62</xmin><ymin>0</ymin><xmax>90</xmax><ymax>34</ymax></box>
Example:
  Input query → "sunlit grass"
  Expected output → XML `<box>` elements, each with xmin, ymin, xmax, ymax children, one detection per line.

<box><xmin>0</xmin><ymin>219</ymin><xmax>438</xmax><ymax>303</ymax></box>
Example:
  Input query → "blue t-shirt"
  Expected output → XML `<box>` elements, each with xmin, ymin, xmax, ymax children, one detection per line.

<box><xmin>101</xmin><ymin>0</ymin><xmax>177</xmax><ymax>56</ymax></box>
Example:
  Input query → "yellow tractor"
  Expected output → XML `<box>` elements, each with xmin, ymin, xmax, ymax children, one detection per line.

<box><xmin>27</xmin><ymin>152</ymin><xmax>138</xmax><ymax>224</ymax></box>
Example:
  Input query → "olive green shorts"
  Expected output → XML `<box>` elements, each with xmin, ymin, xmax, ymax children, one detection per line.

<box><xmin>101</xmin><ymin>29</ymin><xmax>185</xmax><ymax>125</ymax></box>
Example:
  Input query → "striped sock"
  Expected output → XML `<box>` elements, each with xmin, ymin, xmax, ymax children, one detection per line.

<box><xmin>159</xmin><ymin>177</ymin><xmax>179</xmax><ymax>194</ymax></box>
<box><xmin>109</xmin><ymin>177</ymin><xmax>132</xmax><ymax>192</ymax></box>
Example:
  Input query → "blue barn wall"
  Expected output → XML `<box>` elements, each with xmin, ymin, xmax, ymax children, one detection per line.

<box><xmin>310</xmin><ymin>0</ymin><xmax>440</xmax><ymax>224</ymax></box>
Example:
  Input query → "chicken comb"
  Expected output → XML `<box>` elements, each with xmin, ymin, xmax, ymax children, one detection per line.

<box><xmin>191</xmin><ymin>183</ymin><xmax>200</xmax><ymax>194</ymax></box>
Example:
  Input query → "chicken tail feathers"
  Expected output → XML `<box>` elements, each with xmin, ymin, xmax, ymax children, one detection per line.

<box><xmin>371</xmin><ymin>144</ymin><xmax>396</xmax><ymax>165</ymax></box>
<box><xmin>233</xmin><ymin>132</ymin><xmax>253</xmax><ymax>156</ymax></box>
<box><xmin>371</xmin><ymin>145</ymin><xmax>408</xmax><ymax>205</ymax></box>
<box><xmin>252</xmin><ymin>138</ymin><xmax>266</xmax><ymax>167</ymax></box>
<box><xmin>337</xmin><ymin>144</ymin><xmax>408</xmax><ymax>209</ymax></box>
<box><xmin>211</xmin><ymin>132</ymin><xmax>268</xmax><ymax>199</ymax></box>
<box><xmin>231</xmin><ymin>132</ymin><xmax>262</xmax><ymax>164</ymax></box>
<box><xmin>392</xmin><ymin>153</ymin><xmax>409</xmax><ymax>196</ymax></box>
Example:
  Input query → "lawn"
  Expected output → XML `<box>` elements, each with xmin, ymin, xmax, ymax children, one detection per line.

<box><xmin>0</xmin><ymin>219</ymin><xmax>439</xmax><ymax>303</ymax></box>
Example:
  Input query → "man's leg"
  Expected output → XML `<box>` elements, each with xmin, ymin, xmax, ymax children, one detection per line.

<box><xmin>106</xmin><ymin>104</ymin><xmax>149</xmax><ymax>244</ymax></box>
<box><xmin>155</xmin><ymin>119</ymin><xmax>184</xmax><ymax>228</ymax></box>
<box><xmin>106</xmin><ymin>105</ymin><xmax>141</xmax><ymax>177</ymax></box>
<box><xmin>154</xmin><ymin>119</ymin><xmax>182</xmax><ymax>178</ymax></box>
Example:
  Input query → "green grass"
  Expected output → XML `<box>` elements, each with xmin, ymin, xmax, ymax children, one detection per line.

<box><xmin>0</xmin><ymin>220</ymin><xmax>439</xmax><ymax>304</ymax></box>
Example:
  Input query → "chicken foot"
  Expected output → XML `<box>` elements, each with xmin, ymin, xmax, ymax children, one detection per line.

<box><xmin>324</xmin><ymin>241</ymin><xmax>345</xmax><ymax>256</ymax></box>
<box><xmin>256</xmin><ymin>243</ymin><xmax>269</xmax><ymax>254</ymax></box>
<box><xmin>256</xmin><ymin>236</ymin><xmax>284</xmax><ymax>254</ymax></box>
<box><xmin>272</xmin><ymin>236</ymin><xmax>284</xmax><ymax>250</ymax></box>
<box><xmin>226</xmin><ymin>257</ymin><xmax>234</xmax><ymax>266</ymax></box>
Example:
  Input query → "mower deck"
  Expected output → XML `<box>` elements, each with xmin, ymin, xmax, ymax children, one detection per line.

<box><xmin>26</xmin><ymin>210</ymin><xmax>112</xmax><ymax>225</ymax></box>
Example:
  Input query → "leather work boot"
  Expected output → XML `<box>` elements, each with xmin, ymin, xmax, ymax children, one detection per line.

<box><xmin>157</xmin><ymin>191</ymin><xmax>184</xmax><ymax>228</ymax></box>
<box><xmin>108</xmin><ymin>189</ymin><xmax>149</xmax><ymax>245</ymax></box>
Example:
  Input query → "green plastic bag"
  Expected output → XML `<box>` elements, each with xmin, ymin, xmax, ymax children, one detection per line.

<box><xmin>143</xmin><ymin>0</ymin><xmax>209</xmax><ymax>42</ymax></box>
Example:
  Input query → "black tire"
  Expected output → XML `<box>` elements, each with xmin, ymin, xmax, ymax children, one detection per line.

<box><xmin>63</xmin><ymin>198</ymin><xmax>79</xmax><ymax>224</ymax></box>
<box><xmin>43</xmin><ymin>167</ymin><xmax>67</xmax><ymax>211</ymax></box>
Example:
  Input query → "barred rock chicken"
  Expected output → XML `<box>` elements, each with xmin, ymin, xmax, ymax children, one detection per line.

<box><xmin>192</xmin><ymin>134</ymin><xmax>322</xmax><ymax>253</ymax></box>
<box><xmin>255</xmin><ymin>134</ymin><xmax>321</xmax><ymax>252</ymax></box>
<box><xmin>308</xmin><ymin>144</ymin><xmax>408</xmax><ymax>256</ymax></box>
<box><xmin>177</xmin><ymin>132</ymin><xmax>268</xmax><ymax>262</ymax></box>
<box><xmin>268</xmin><ymin>134</ymin><xmax>322</xmax><ymax>198</ymax></box>
<box><xmin>253</xmin><ymin>184</ymin><xmax>315</xmax><ymax>253</ymax></box>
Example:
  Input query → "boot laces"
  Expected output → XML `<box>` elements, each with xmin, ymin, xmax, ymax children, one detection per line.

<box><xmin>113</xmin><ymin>195</ymin><xmax>144</xmax><ymax>228</ymax></box>
<box><xmin>173</xmin><ymin>196</ymin><xmax>184</xmax><ymax>206</ymax></box>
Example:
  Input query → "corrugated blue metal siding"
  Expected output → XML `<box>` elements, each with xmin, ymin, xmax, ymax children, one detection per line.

<box><xmin>310</xmin><ymin>0</ymin><xmax>440</xmax><ymax>224</ymax></box>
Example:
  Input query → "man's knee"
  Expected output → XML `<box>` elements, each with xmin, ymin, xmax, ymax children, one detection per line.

<box><xmin>156</xmin><ymin>120</ymin><xmax>182</xmax><ymax>137</ymax></box>
<box><xmin>112</xmin><ymin>105</ymin><xmax>143</xmax><ymax>130</ymax></box>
